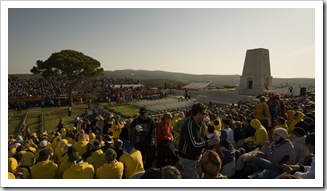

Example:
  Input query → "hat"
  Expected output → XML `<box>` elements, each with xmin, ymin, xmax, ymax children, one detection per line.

<box><xmin>200</xmin><ymin>150</ymin><xmax>222</xmax><ymax>177</ymax></box>
<box><xmin>105</xmin><ymin>148</ymin><xmax>117</xmax><ymax>162</ymax></box>
<box><xmin>39</xmin><ymin>140</ymin><xmax>48</xmax><ymax>147</ymax></box>
<box><xmin>220</xmin><ymin>129</ymin><xmax>228</xmax><ymax>141</ymax></box>
<box><xmin>305</xmin><ymin>133</ymin><xmax>315</xmax><ymax>145</ymax></box>
<box><xmin>93</xmin><ymin>140</ymin><xmax>101</xmax><ymax>150</ymax></box>
<box><xmin>39</xmin><ymin>148</ymin><xmax>52</xmax><ymax>159</ymax></box>
<box><xmin>291</xmin><ymin>127</ymin><xmax>306</xmax><ymax>137</ymax></box>
<box><xmin>122</xmin><ymin>141</ymin><xmax>133</xmax><ymax>153</ymax></box>
<box><xmin>139</xmin><ymin>107</ymin><xmax>147</xmax><ymax>115</ymax></box>
<box><xmin>273</xmin><ymin>128</ymin><xmax>288</xmax><ymax>139</ymax></box>
<box><xmin>8</xmin><ymin>157</ymin><xmax>18</xmax><ymax>172</ymax></box>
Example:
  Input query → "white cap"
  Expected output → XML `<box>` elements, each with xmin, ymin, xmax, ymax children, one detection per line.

<box><xmin>39</xmin><ymin>140</ymin><xmax>48</xmax><ymax>147</ymax></box>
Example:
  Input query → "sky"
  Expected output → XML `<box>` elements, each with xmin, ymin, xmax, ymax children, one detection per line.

<box><xmin>5</xmin><ymin>2</ymin><xmax>319</xmax><ymax>78</ymax></box>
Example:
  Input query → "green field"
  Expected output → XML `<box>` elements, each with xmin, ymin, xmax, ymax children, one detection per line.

<box><xmin>8</xmin><ymin>103</ymin><xmax>140</xmax><ymax>137</ymax></box>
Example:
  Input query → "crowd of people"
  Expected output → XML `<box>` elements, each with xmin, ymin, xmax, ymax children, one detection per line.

<box><xmin>8</xmin><ymin>92</ymin><xmax>315</xmax><ymax>179</ymax></box>
<box><xmin>9</xmin><ymin>76</ymin><xmax>150</xmax><ymax>108</ymax></box>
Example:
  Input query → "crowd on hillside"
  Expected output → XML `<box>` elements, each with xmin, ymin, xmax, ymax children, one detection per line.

<box><xmin>8</xmin><ymin>93</ymin><xmax>315</xmax><ymax>179</ymax></box>
<box><xmin>9</xmin><ymin>76</ymin><xmax>151</xmax><ymax>109</ymax></box>
<box><xmin>9</xmin><ymin>76</ymin><xmax>143</xmax><ymax>98</ymax></box>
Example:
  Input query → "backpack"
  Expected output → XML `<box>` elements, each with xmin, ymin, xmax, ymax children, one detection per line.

<box><xmin>269</xmin><ymin>99</ymin><xmax>281</xmax><ymax>119</ymax></box>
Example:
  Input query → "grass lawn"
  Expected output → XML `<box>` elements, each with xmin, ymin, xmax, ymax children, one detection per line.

<box><xmin>104</xmin><ymin>104</ymin><xmax>140</xmax><ymax>118</ymax></box>
<box><xmin>8</xmin><ymin>111</ymin><xmax>27</xmax><ymax>136</ymax></box>
<box><xmin>8</xmin><ymin>103</ymin><xmax>139</xmax><ymax>137</ymax></box>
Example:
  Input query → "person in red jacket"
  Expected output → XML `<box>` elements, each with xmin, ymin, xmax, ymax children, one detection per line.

<box><xmin>156</xmin><ymin>112</ymin><xmax>177</xmax><ymax>168</ymax></box>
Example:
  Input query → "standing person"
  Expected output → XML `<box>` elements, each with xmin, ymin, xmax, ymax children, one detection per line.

<box><xmin>178</xmin><ymin>102</ymin><xmax>209</xmax><ymax>179</ymax></box>
<box><xmin>110</xmin><ymin>115</ymin><xmax>125</xmax><ymax>139</ymax></box>
<box><xmin>57</xmin><ymin>99</ymin><xmax>61</xmax><ymax>109</ymax></box>
<box><xmin>267</xmin><ymin>94</ymin><xmax>286</xmax><ymax>126</ymax></box>
<box><xmin>254</xmin><ymin>96</ymin><xmax>272</xmax><ymax>129</ymax></box>
<box><xmin>57</xmin><ymin>117</ymin><xmax>64</xmax><ymax>133</ymax></box>
<box><xmin>129</xmin><ymin>107</ymin><xmax>156</xmax><ymax>169</ymax></box>
<box><xmin>156</xmin><ymin>112</ymin><xmax>177</xmax><ymax>168</ymax></box>
<box><xmin>68</xmin><ymin>106</ymin><xmax>72</xmax><ymax>117</ymax></box>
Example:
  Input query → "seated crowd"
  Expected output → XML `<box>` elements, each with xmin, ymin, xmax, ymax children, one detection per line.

<box><xmin>8</xmin><ymin>93</ymin><xmax>315</xmax><ymax>179</ymax></box>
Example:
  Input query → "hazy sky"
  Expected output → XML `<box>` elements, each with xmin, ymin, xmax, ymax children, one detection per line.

<box><xmin>7</xmin><ymin>3</ymin><xmax>317</xmax><ymax>78</ymax></box>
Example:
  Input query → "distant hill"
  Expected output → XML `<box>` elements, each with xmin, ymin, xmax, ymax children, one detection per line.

<box><xmin>9</xmin><ymin>69</ymin><xmax>315</xmax><ymax>89</ymax></box>
<box><xmin>100</xmin><ymin>70</ymin><xmax>315</xmax><ymax>87</ymax></box>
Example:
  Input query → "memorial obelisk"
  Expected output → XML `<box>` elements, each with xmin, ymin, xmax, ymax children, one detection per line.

<box><xmin>238</xmin><ymin>48</ymin><xmax>272</xmax><ymax>95</ymax></box>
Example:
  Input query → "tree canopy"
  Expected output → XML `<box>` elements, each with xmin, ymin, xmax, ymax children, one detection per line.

<box><xmin>31</xmin><ymin>49</ymin><xmax>103</xmax><ymax>82</ymax></box>
<box><xmin>31</xmin><ymin>49</ymin><xmax>104</xmax><ymax>106</ymax></box>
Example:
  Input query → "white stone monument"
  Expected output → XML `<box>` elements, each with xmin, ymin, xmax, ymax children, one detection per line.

<box><xmin>238</xmin><ymin>48</ymin><xmax>272</xmax><ymax>95</ymax></box>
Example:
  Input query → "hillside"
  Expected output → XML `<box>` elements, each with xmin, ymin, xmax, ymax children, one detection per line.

<box><xmin>9</xmin><ymin>69</ymin><xmax>315</xmax><ymax>89</ymax></box>
<box><xmin>100</xmin><ymin>70</ymin><xmax>314</xmax><ymax>88</ymax></box>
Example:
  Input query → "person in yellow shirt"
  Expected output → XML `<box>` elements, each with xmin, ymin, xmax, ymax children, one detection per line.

<box><xmin>18</xmin><ymin>150</ymin><xmax>35</xmax><ymax>168</ymax></box>
<box><xmin>119</xmin><ymin>141</ymin><xmax>145</xmax><ymax>178</ymax></box>
<box><xmin>272</xmin><ymin>117</ymin><xmax>288</xmax><ymax>131</ymax></box>
<box><xmin>74</xmin><ymin>133</ymin><xmax>89</xmax><ymax>156</ymax></box>
<box><xmin>96</xmin><ymin>148</ymin><xmax>124</xmax><ymax>179</ymax></box>
<box><xmin>243</xmin><ymin>119</ymin><xmax>269</xmax><ymax>151</ymax></box>
<box><xmin>62</xmin><ymin>146</ymin><xmax>95</xmax><ymax>179</ymax></box>
<box><xmin>58</xmin><ymin>144</ymin><xmax>73</xmax><ymax>178</ymax></box>
<box><xmin>171</xmin><ymin>111</ymin><xmax>185</xmax><ymax>127</ymax></box>
<box><xmin>288</xmin><ymin>111</ymin><xmax>305</xmax><ymax>133</ymax></box>
<box><xmin>254</xmin><ymin>96</ymin><xmax>272</xmax><ymax>129</ymax></box>
<box><xmin>86</xmin><ymin>140</ymin><xmax>107</xmax><ymax>172</ymax></box>
<box><xmin>31</xmin><ymin>148</ymin><xmax>58</xmax><ymax>179</ymax></box>
<box><xmin>54</xmin><ymin>139</ymin><xmax>68</xmax><ymax>165</ymax></box>
<box><xmin>110</xmin><ymin>115</ymin><xmax>125</xmax><ymax>139</ymax></box>
<box><xmin>9</xmin><ymin>157</ymin><xmax>31</xmax><ymax>179</ymax></box>
<box><xmin>8</xmin><ymin>172</ymin><xmax>15</xmax><ymax>179</ymax></box>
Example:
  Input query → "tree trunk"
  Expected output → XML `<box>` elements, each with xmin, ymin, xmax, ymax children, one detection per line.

<box><xmin>69</xmin><ymin>85</ymin><xmax>73</xmax><ymax>107</ymax></box>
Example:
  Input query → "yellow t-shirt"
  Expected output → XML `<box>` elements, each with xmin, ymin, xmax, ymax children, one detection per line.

<box><xmin>96</xmin><ymin>161</ymin><xmax>124</xmax><ymax>179</ymax></box>
<box><xmin>119</xmin><ymin>149</ymin><xmax>144</xmax><ymax>178</ymax></box>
